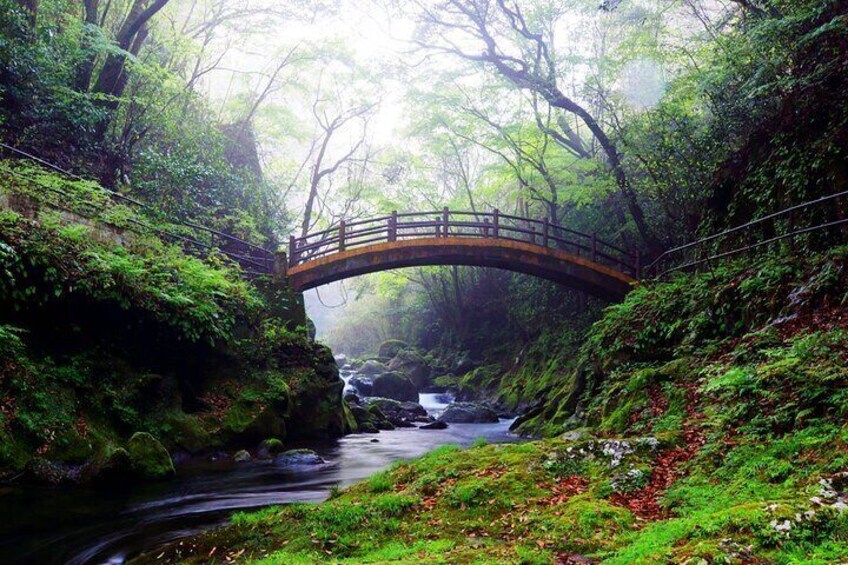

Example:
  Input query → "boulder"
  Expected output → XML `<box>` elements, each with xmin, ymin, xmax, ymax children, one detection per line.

<box><xmin>348</xmin><ymin>375</ymin><xmax>374</xmax><ymax>397</ymax></box>
<box><xmin>275</xmin><ymin>449</ymin><xmax>325</xmax><ymax>467</ymax></box>
<box><xmin>357</xmin><ymin>360</ymin><xmax>387</xmax><ymax>376</ymax></box>
<box><xmin>388</xmin><ymin>350</ymin><xmax>432</xmax><ymax>390</ymax></box>
<box><xmin>365</xmin><ymin>398</ymin><xmax>430</xmax><ymax>427</ymax></box>
<box><xmin>86</xmin><ymin>447</ymin><xmax>132</xmax><ymax>482</ymax></box>
<box><xmin>420</xmin><ymin>420</ymin><xmax>448</xmax><ymax>430</ymax></box>
<box><xmin>349</xmin><ymin>405</ymin><xmax>388</xmax><ymax>433</ymax></box>
<box><xmin>234</xmin><ymin>449</ymin><xmax>251</xmax><ymax>463</ymax></box>
<box><xmin>257</xmin><ymin>438</ymin><xmax>284</xmax><ymax>459</ymax></box>
<box><xmin>127</xmin><ymin>432</ymin><xmax>175</xmax><ymax>480</ymax></box>
<box><xmin>378</xmin><ymin>340</ymin><xmax>408</xmax><ymax>360</ymax></box>
<box><xmin>366</xmin><ymin>405</ymin><xmax>396</xmax><ymax>430</ymax></box>
<box><xmin>438</xmin><ymin>403</ymin><xmax>499</xmax><ymax>424</ymax></box>
<box><xmin>343</xmin><ymin>401</ymin><xmax>359</xmax><ymax>434</ymax></box>
<box><xmin>371</xmin><ymin>372</ymin><xmax>419</xmax><ymax>402</ymax></box>
<box><xmin>334</xmin><ymin>354</ymin><xmax>348</xmax><ymax>366</ymax></box>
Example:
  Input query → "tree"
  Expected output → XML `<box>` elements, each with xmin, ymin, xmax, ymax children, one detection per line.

<box><xmin>296</xmin><ymin>92</ymin><xmax>377</xmax><ymax>237</ymax></box>
<box><xmin>92</xmin><ymin>0</ymin><xmax>171</xmax><ymax>108</ymax></box>
<box><xmin>412</xmin><ymin>0</ymin><xmax>664</xmax><ymax>253</ymax></box>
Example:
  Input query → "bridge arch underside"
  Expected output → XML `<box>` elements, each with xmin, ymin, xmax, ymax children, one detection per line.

<box><xmin>288</xmin><ymin>238</ymin><xmax>635</xmax><ymax>301</ymax></box>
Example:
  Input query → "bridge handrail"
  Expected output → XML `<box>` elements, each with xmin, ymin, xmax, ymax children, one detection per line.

<box><xmin>646</xmin><ymin>190</ymin><xmax>848</xmax><ymax>278</ymax></box>
<box><xmin>290</xmin><ymin>208</ymin><xmax>639</xmax><ymax>278</ymax></box>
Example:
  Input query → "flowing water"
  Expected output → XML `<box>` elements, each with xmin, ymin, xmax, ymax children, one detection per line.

<box><xmin>0</xmin><ymin>393</ymin><xmax>517</xmax><ymax>564</ymax></box>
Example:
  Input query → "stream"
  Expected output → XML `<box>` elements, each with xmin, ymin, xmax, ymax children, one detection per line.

<box><xmin>0</xmin><ymin>393</ymin><xmax>517</xmax><ymax>564</ymax></box>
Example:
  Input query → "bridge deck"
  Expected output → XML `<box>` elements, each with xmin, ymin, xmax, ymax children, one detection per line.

<box><xmin>288</xmin><ymin>236</ymin><xmax>636</xmax><ymax>301</ymax></box>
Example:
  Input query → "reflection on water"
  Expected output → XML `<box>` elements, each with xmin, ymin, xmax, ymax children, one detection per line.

<box><xmin>0</xmin><ymin>404</ymin><xmax>515</xmax><ymax>564</ymax></box>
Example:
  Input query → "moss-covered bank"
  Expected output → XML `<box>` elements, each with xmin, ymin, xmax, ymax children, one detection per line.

<box><xmin>142</xmin><ymin>249</ymin><xmax>848</xmax><ymax>563</ymax></box>
<box><xmin>0</xmin><ymin>162</ymin><xmax>346</xmax><ymax>481</ymax></box>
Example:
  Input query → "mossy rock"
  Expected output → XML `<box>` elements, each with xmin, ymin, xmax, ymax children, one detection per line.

<box><xmin>378</xmin><ymin>339</ymin><xmax>408</xmax><ymax>359</ymax></box>
<box><xmin>258</xmin><ymin>438</ymin><xmax>285</xmax><ymax>458</ymax></box>
<box><xmin>372</xmin><ymin>372</ymin><xmax>419</xmax><ymax>402</ymax></box>
<box><xmin>342</xmin><ymin>402</ymin><xmax>359</xmax><ymax>434</ymax></box>
<box><xmin>127</xmin><ymin>432</ymin><xmax>175</xmax><ymax>480</ymax></box>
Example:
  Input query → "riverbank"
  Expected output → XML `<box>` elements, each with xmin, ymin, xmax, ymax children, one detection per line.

<box><xmin>0</xmin><ymin>390</ymin><xmax>516</xmax><ymax>563</ymax></box>
<box><xmin>143</xmin><ymin>250</ymin><xmax>848</xmax><ymax>564</ymax></box>
<box><xmin>0</xmin><ymin>163</ymin><xmax>346</xmax><ymax>483</ymax></box>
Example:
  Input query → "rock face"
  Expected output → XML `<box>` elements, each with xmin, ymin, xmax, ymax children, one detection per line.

<box><xmin>365</xmin><ymin>398</ymin><xmax>431</xmax><ymax>427</ymax></box>
<box><xmin>438</xmin><ymin>403</ymin><xmax>499</xmax><ymax>424</ymax></box>
<box><xmin>371</xmin><ymin>372</ymin><xmax>419</xmax><ymax>402</ymax></box>
<box><xmin>348</xmin><ymin>375</ymin><xmax>374</xmax><ymax>396</ymax></box>
<box><xmin>275</xmin><ymin>449</ymin><xmax>325</xmax><ymax>466</ymax></box>
<box><xmin>283</xmin><ymin>343</ymin><xmax>346</xmax><ymax>440</ymax></box>
<box><xmin>388</xmin><ymin>350</ymin><xmax>433</xmax><ymax>390</ymax></box>
<box><xmin>357</xmin><ymin>360</ymin><xmax>388</xmax><ymax>376</ymax></box>
<box><xmin>127</xmin><ymin>432</ymin><xmax>175</xmax><ymax>480</ymax></box>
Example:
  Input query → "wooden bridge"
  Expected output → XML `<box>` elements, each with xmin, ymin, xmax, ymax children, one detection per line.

<box><xmin>284</xmin><ymin>210</ymin><xmax>639</xmax><ymax>301</ymax></box>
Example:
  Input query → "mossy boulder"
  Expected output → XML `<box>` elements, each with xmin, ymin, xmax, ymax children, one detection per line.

<box><xmin>357</xmin><ymin>360</ymin><xmax>388</xmax><ymax>376</ymax></box>
<box><xmin>343</xmin><ymin>401</ymin><xmax>359</xmax><ymax>434</ymax></box>
<box><xmin>388</xmin><ymin>349</ymin><xmax>433</xmax><ymax>390</ymax></box>
<box><xmin>284</xmin><ymin>343</ymin><xmax>346</xmax><ymax>440</ymax></box>
<box><xmin>438</xmin><ymin>402</ymin><xmax>499</xmax><ymax>424</ymax></box>
<box><xmin>371</xmin><ymin>372</ymin><xmax>419</xmax><ymax>402</ymax></box>
<box><xmin>378</xmin><ymin>339</ymin><xmax>408</xmax><ymax>359</ymax></box>
<box><xmin>275</xmin><ymin>449</ymin><xmax>325</xmax><ymax>466</ymax></box>
<box><xmin>127</xmin><ymin>432</ymin><xmax>175</xmax><ymax>480</ymax></box>
<box><xmin>365</xmin><ymin>398</ymin><xmax>430</xmax><ymax>426</ymax></box>
<box><xmin>257</xmin><ymin>438</ymin><xmax>285</xmax><ymax>459</ymax></box>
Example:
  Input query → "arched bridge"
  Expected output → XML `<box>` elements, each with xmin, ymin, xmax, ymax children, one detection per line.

<box><xmin>285</xmin><ymin>210</ymin><xmax>640</xmax><ymax>301</ymax></box>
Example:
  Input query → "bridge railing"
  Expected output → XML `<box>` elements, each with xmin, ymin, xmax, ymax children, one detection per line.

<box><xmin>0</xmin><ymin>143</ymin><xmax>276</xmax><ymax>276</ymax></box>
<box><xmin>290</xmin><ymin>208</ymin><xmax>640</xmax><ymax>277</ymax></box>
<box><xmin>646</xmin><ymin>190</ymin><xmax>848</xmax><ymax>278</ymax></box>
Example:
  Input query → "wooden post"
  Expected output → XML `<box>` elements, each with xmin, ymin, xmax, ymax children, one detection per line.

<box><xmin>483</xmin><ymin>218</ymin><xmax>490</xmax><ymax>238</ymax></box>
<box><xmin>542</xmin><ymin>218</ymin><xmax>549</xmax><ymax>248</ymax></box>
<box><xmin>273</xmin><ymin>250</ymin><xmax>288</xmax><ymax>279</ymax></box>
<box><xmin>529</xmin><ymin>225</ymin><xmax>536</xmax><ymax>245</ymax></box>
<box><xmin>389</xmin><ymin>211</ymin><xmax>397</xmax><ymax>242</ymax></box>
<box><xmin>591</xmin><ymin>233</ymin><xmax>597</xmax><ymax>262</ymax></box>
<box><xmin>289</xmin><ymin>235</ymin><xmax>297</xmax><ymax>266</ymax></box>
<box><xmin>338</xmin><ymin>219</ymin><xmax>346</xmax><ymax>252</ymax></box>
<box><xmin>442</xmin><ymin>207</ymin><xmax>449</xmax><ymax>237</ymax></box>
<box><xmin>492</xmin><ymin>209</ymin><xmax>500</xmax><ymax>238</ymax></box>
<box><xmin>434</xmin><ymin>217</ymin><xmax>441</xmax><ymax>238</ymax></box>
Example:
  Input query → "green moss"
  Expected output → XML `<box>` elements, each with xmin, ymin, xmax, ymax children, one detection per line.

<box><xmin>127</xmin><ymin>432</ymin><xmax>175</xmax><ymax>480</ymax></box>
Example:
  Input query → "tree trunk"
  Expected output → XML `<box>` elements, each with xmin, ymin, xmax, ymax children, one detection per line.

<box><xmin>551</xmin><ymin>94</ymin><xmax>663</xmax><ymax>254</ymax></box>
<box><xmin>92</xmin><ymin>0</ymin><xmax>170</xmax><ymax>102</ymax></box>
<box><xmin>74</xmin><ymin>0</ymin><xmax>100</xmax><ymax>91</ymax></box>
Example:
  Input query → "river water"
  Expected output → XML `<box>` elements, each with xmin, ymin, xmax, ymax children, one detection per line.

<box><xmin>0</xmin><ymin>393</ymin><xmax>517</xmax><ymax>564</ymax></box>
